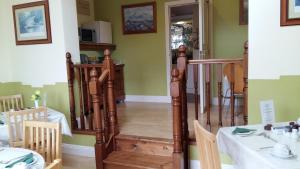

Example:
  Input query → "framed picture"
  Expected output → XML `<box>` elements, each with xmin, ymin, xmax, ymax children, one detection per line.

<box><xmin>239</xmin><ymin>0</ymin><xmax>248</xmax><ymax>25</ymax></box>
<box><xmin>121</xmin><ymin>2</ymin><xmax>157</xmax><ymax>34</ymax></box>
<box><xmin>281</xmin><ymin>0</ymin><xmax>300</xmax><ymax>26</ymax></box>
<box><xmin>13</xmin><ymin>0</ymin><xmax>52</xmax><ymax>45</ymax></box>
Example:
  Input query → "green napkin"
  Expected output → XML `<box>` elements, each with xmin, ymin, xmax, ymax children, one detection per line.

<box><xmin>232</xmin><ymin>127</ymin><xmax>257</xmax><ymax>135</ymax></box>
<box><xmin>5</xmin><ymin>153</ymin><xmax>33</xmax><ymax>168</ymax></box>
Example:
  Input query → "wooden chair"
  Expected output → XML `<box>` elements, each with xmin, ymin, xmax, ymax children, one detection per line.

<box><xmin>0</xmin><ymin>94</ymin><xmax>24</xmax><ymax>112</ymax></box>
<box><xmin>223</xmin><ymin>63</ymin><xmax>244</xmax><ymax>114</ymax></box>
<box><xmin>23</xmin><ymin>120</ymin><xmax>62</xmax><ymax>169</ymax></box>
<box><xmin>194</xmin><ymin>120</ymin><xmax>233</xmax><ymax>169</ymax></box>
<box><xmin>6</xmin><ymin>107</ymin><xmax>47</xmax><ymax>147</ymax></box>
<box><xmin>223</xmin><ymin>63</ymin><xmax>244</xmax><ymax>95</ymax></box>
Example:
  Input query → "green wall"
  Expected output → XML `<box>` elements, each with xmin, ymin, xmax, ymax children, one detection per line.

<box><xmin>248</xmin><ymin>76</ymin><xmax>300</xmax><ymax>124</ymax></box>
<box><xmin>213</xmin><ymin>0</ymin><xmax>248</xmax><ymax>58</ymax></box>
<box><xmin>94</xmin><ymin>0</ymin><xmax>247</xmax><ymax>96</ymax></box>
<box><xmin>95</xmin><ymin>0</ymin><xmax>169</xmax><ymax>96</ymax></box>
<box><xmin>0</xmin><ymin>82</ymin><xmax>95</xmax><ymax>146</ymax></box>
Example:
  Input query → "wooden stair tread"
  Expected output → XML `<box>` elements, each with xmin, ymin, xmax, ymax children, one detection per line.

<box><xmin>104</xmin><ymin>151</ymin><xmax>173</xmax><ymax>169</ymax></box>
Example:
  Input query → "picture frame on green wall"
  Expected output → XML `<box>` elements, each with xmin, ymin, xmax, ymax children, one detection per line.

<box><xmin>281</xmin><ymin>0</ymin><xmax>300</xmax><ymax>26</ymax></box>
<box><xmin>121</xmin><ymin>2</ymin><xmax>157</xmax><ymax>34</ymax></box>
<box><xmin>12</xmin><ymin>0</ymin><xmax>52</xmax><ymax>45</ymax></box>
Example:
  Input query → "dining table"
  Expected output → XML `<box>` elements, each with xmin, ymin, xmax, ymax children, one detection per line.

<box><xmin>217</xmin><ymin>123</ymin><xmax>300</xmax><ymax>169</ymax></box>
<box><xmin>0</xmin><ymin>107</ymin><xmax>72</xmax><ymax>144</ymax></box>
<box><xmin>0</xmin><ymin>147</ymin><xmax>44</xmax><ymax>169</ymax></box>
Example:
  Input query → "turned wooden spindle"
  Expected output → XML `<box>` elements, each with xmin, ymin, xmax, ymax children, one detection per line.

<box><xmin>205</xmin><ymin>64</ymin><xmax>211</xmax><ymax>128</ymax></box>
<box><xmin>75</xmin><ymin>67</ymin><xmax>85</xmax><ymax>130</ymax></box>
<box><xmin>89</xmin><ymin>68</ymin><xmax>105</xmax><ymax>169</ymax></box>
<box><xmin>170</xmin><ymin>68</ymin><xmax>182</xmax><ymax>169</ymax></box>
<box><xmin>83</xmin><ymin>67</ymin><xmax>93</xmax><ymax>130</ymax></box>
<box><xmin>102</xmin><ymin>49</ymin><xmax>119</xmax><ymax>137</ymax></box>
<box><xmin>193</xmin><ymin>64</ymin><xmax>199</xmax><ymax>120</ymax></box>
<box><xmin>243</xmin><ymin>41</ymin><xmax>248</xmax><ymax>125</ymax></box>
<box><xmin>217</xmin><ymin>64</ymin><xmax>223</xmax><ymax>126</ymax></box>
<box><xmin>177</xmin><ymin>45</ymin><xmax>189</xmax><ymax>169</ymax></box>
<box><xmin>66</xmin><ymin>53</ymin><xmax>78</xmax><ymax>130</ymax></box>
<box><xmin>229</xmin><ymin>63</ymin><xmax>235</xmax><ymax>126</ymax></box>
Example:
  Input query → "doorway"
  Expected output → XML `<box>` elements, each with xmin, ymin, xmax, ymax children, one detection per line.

<box><xmin>165</xmin><ymin>0</ymin><xmax>212</xmax><ymax>114</ymax></box>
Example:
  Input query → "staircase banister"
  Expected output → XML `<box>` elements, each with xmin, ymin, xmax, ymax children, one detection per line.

<box><xmin>98</xmin><ymin>69</ymin><xmax>109</xmax><ymax>85</ymax></box>
<box><xmin>66</xmin><ymin>53</ymin><xmax>78</xmax><ymax>130</ymax></box>
<box><xmin>188</xmin><ymin>58</ymin><xmax>244</xmax><ymax>64</ymax></box>
<box><xmin>89</xmin><ymin>68</ymin><xmax>105</xmax><ymax>169</ymax></box>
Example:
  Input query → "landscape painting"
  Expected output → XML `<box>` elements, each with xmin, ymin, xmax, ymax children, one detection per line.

<box><xmin>13</xmin><ymin>0</ymin><xmax>52</xmax><ymax>45</ymax></box>
<box><xmin>122</xmin><ymin>2</ymin><xmax>157</xmax><ymax>34</ymax></box>
<box><xmin>281</xmin><ymin>0</ymin><xmax>300</xmax><ymax>26</ymax></box>
<box><xmin>296</xmin><ymin>0</ymin><xmax>300</xmax><ymax>6</ymax></box>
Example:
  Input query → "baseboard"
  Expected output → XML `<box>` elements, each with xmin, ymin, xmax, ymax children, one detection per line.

<box><xmin>125</xmin><ymin>95</ymin><xmax>171</xmax><ymax>103</ymax></box>
<box><xmin>190</xmin><ymin>160</ymin><xmax>200</xmax><ymax>169</ymax></box>
<box><xmin>62</xmin><ymin>143</ymin><xmax>95</xmax><ymax>157</ymax></box>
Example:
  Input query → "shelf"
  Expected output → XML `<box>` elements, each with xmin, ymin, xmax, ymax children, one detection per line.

<box><xmin>80</xmin><ymin>42</ymin><xmax>116</xmax><ymax>51</ymax></box>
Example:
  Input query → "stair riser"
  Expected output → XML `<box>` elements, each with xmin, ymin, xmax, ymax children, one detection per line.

<box><xmin>104</xmin><ymin>163</ymin><xmax>143</xmax><ymax>169</ymax></box>
<box><xmin>116</xmin><ymin>138</ymin><xmax>173</xmax><ymax>157</ymax></box>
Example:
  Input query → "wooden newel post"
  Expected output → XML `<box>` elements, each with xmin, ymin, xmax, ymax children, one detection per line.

<box><xmin>89</xmin><ymin>68</ymin><xmax>105</xmax><ymax>169</ymax></box>
<box><xmin>171</xmin><ymin>69</ymin><xmax>182</xmax><ymax>169</ymax></box>
<box><xmin>102</xmin><ymin>49</ymin><xmax>119</xmax><ymax>136</ymax></box>
<box><xmin>66</xmin><ymin>53</ymin><xmax>78</xmax><ymax>130</ymax></box>
<box><xmin>177</xmin><ymin>45</ymin><xmax>189</xmax><ymax>169</ymax></box>
<box><xmin>243</xmin><ymin>41</ymin><xmax>248</xmax><ymax>125</ymax></box>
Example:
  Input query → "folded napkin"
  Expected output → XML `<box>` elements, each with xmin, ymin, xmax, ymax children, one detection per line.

<box><xmin>5</xmin><ymin>153</ymin><xmax>33</xmax><ymax>168</ymax></box>
<box><xmin>232</xmin><ymin>127</ymin><xmax>257</xmax><ymax>135</ymax></box>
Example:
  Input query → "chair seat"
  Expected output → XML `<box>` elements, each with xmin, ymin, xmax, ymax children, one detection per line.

<box><xmin>222</xmin><ymin>164</ymin><xmax>234</xmax><ymax>169</ymax></box>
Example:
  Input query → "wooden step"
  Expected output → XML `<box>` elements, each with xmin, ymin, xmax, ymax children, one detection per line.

<box><xmin>104</xmin><ymin>151</ymin><xmax>173</xmax><ymax>169</ymax></box>
<box><xmin>115</xmin><ymin>134</ymin><xmax>174</xmax><ymax>157</ymax></box>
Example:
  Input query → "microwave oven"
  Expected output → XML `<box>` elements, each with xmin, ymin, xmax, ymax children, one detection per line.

<box><xmin>81</xmin><ymin>21</ymin><xmax>112</xmax><ymax>44</ymax></box>
<box><xmin>79</xmin><ymin>28</ymin><xmax>96</xmax><ymax>42</ymax></box>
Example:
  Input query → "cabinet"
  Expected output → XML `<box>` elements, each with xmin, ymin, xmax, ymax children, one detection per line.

<box><xmin>114</xmin><ymin>64</ymin><xmax>125</xmax><ymax>102</ymax></box>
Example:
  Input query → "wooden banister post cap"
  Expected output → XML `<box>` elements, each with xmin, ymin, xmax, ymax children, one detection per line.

<box><xmin>171</xmin><ymin>69</ymin><xmax>180</xmax><ymax>97</ymax></box>
<box><xmin>178</xmin><ymin>45</ymin><xmax>186</xmax><ymax>52</ymax></box>
<box><xmin>66</xmin><ymin>52</ymin><xmax>72</xmax><ymax>62</ymax></box>
<box><xmin>178</xmin><ymin>45</ymin><xmax>186</xmax><ymax>58</ymax></box>
<box><xmin>66</xmin><ymin>52</ymin><xmax>71</xmax><ymax>60</ymax></box>
<box><xmin>171</xmin><ymin>69</ymin><xmax>179</xmax><ymax>79</ymax></box>
<box><xmin>244</xmin><ymin>41</ymin><xmax>248</xmax><ymax>50</ymax></box>
<box><xmin>104</xmin><ymin>49</ymin><xmax>111</xmax><ymax>57</ymax></box>
<box><xmin>90</xmin><ymin>68</ymin><xmax>98</xmax><ymax>78</ymax></box>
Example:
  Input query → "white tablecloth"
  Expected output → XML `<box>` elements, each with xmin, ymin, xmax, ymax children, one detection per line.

<box><xmin>217</xmin><ymin>123</ymin><xmax>300</xmax><ymax>169</ymax></box>
<box><xmin>0</xmin><ymin>107</ymin><xmax>72</xmax><ymax>142</ymax></box>
<box><xmin>0</xmin><ymin>147</ymin><xmax>44</xmax><ymax>169</ymax></box>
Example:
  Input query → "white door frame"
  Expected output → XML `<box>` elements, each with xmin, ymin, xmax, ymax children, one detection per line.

<box><xmin>165</xmin><ymin>0</ymin><xmax>197</xmax><ymax>97</ymax></box>
<box><xmin>165</xmin><ymin>0</ymin><xmax>214</xmax><ymax>114</ymax></box>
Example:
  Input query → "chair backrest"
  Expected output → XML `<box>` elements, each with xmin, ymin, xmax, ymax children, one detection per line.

<box><xmin>194</xmin><ymin>120</ymin><xmax>221</xmax><ymax>169</ymax></box>
<box><xmin>23</xmin><ymin>120</ymin><xmax>62</xmax><ymax>166</ymax></box>
<box><xmin>0</xmin><ymin>94</ymin><xmax>24</xmax><ymax>112</ymax></box>
<box><xmin>6</xmin><ymin>107</ymin><xmax>47</xmax><ymax>147</ymax></box>
<box><xmin>223</xmin><ymin>63</ymin><xmax>244</xmax><ymax>94</ymax></box>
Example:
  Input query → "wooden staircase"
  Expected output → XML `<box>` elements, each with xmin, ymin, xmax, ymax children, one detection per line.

<box><xmin>83</xmin><ymin>49</ymin><xmax>185</xmax><ymax>169</ymax></box>
<box><xmin>66</xmin><ymin>42</ymin><xmax>249</xmax><ymax>169</ymax></box>
<box><xmin>104</xmin><ymin>135</ymin><xmax>173</xmax><ymax>169</ymax></box>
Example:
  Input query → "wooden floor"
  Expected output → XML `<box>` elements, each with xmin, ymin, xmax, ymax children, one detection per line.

<box><xmin>62</xmin><ymin>101</ymin><xmax>244</xmax><ymax>169</ymax></box>
<box><xmin>63</xmin><ymin>154</ymin><xmax>96</xmax><ymax>169</ymax></box>
<box><xmin>117</xmin><ymin>102</ymin><xmax>244</xmax><ymax>139</ymax></box>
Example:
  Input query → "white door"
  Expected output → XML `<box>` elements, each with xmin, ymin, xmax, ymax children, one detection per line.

<box><xmin>198</xmin><ymin>0</ymin><xmax>210</xmax><ymax>113</ymax></box>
